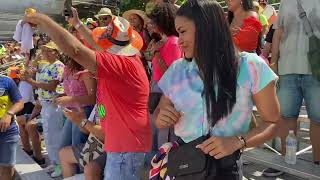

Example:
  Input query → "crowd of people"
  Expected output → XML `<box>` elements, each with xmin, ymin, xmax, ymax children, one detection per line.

<box><xmin>0</xmin><ymin>0</ymin><xmax>319</xmax><ymax>180</ymax></box>
<box><xmin>0</xmin><ymin>42</ymin><xmax>23</xmax><ymax>65</ymax></box>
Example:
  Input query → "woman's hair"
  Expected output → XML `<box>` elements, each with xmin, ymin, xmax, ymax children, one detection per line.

<box><xmin>61</xmin><ymin>54</ymin><xmax>84</xmax><ymax>72</ymax></box>
<box><xmin>228</xmin><ymin>0</ymin><xmax>254</xmax><ymax>24</ymax></box>
<box><xmin>148</xmin><ymin>3</ymin><xmax>178</xmax><ymax>37</ymax></box>
<box><xmin>177</xmin><ymin>0</ymin><xmax>238</xmax><ymax>126</ymax></box>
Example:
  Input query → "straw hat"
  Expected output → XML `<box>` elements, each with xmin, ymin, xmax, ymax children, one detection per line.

<box><xmin>95</xmin><ymin>8</ymin><xmax>113</xmax><ymax>19</ymax></box>
<box><xmin>123</xmin><ymin>10</ymin><xmax>148</xmax><ymax>26</ymax></box>
<box><xmin>253</xmin><ymin>1</ymin><xmax>263</xmax><ymax>14</ymax></box>
<box><xmin>92</xmin><ymin>16</ymin><xmax>143</xmax><ymax>56</ymax></box>
<box><xmin>42</xmin><ymin>41</ymin><xmax>60</xmax><ymax>51</ymax></box>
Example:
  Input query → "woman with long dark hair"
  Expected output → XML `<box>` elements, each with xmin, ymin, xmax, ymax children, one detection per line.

<box><xmin>227</xmin><ymin>0</ymin><xmax>263</xmax><ymax>53</ymax></box>
<box><xmin>153</xmin><ymin>0</ymin><xmax>280</xmax><ymax>178</ymax></box>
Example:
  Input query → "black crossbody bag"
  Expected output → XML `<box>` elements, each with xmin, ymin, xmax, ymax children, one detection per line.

<box><xmin>167</xmin><ymin>135</ymin><xmax>240</xmax><ymax>180</ymax></box>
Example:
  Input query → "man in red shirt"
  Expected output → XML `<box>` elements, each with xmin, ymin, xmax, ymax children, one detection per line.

<box><xmin>24</xmin><ymin>8</ymin><xmax>151</xmax><ymax>180</ymax></box>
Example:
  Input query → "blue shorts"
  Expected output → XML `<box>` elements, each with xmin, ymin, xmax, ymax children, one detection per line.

<box><xmin>277</xmin><ymin>74</ymin><xmax>320</xmax><ymax>122</ymax></box>
<box><xmin>104</xmin><ymin>152</ymin><xmax>145</xmax><ymax>180</ymax></box>
<box><xmin>0</xmin><ymin>134</ymin><xmax>19</xmax><ymax>166</ymax></box>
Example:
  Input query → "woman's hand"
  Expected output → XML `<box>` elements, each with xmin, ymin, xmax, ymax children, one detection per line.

<box><xmin>20</xmin><ymin>70</ymin><xmax>33</xmax><ymax>83</ymax></box>
<box><xmin>155</xmin><ymin>52</ymin><xmax>167</xmax><ymax>73</ymax></box>
<box><xmin>197</xmin><ymin>136</ymin><xmax>242</xmax><ymax>159</ymax></box>
<box><xmin>155</xmin><ymin>104</ymin><xmax>182</xmax><ymax>128</ymax></box>
<box><xmin>230</xmin><ymin>26</ymin><xmax>241</xmax><ymax>36</ymax></box>
<box><xmin>54</xmin><ymin>96</ymin><xmax>73</xmax><ymax>106</ymax></box>
<box><xmin>62</xmin><ymin>108</ymin><xmax>86</xmax><ymax>127</ymax></box>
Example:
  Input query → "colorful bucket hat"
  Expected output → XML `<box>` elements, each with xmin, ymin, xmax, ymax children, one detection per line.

<box><xmin>86</xmin><ymin>18</ymin><xmax>98</xmax><ymax>27</ymax></box>
<box><xmin>92</xmin><ymin>16</ymin><xmax>143</xmax><ymax>56</ymax></box>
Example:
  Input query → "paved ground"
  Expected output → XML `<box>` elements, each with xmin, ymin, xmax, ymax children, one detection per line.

<box><xmin>48</xmin><ymin>154</ymin><xmax>305</xmax><ymax>180</ymax></box>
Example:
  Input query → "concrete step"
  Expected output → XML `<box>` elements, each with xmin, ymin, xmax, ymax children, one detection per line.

<box><xmin>15</xmin><ymin>147</ymin><xmax>54</xmax><ymax>180</ymax></box>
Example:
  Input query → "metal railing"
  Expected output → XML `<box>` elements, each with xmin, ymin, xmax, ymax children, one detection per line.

<box><xmin>0</xmin><ymin>58</ymin><xmax>25</xmax><ymax>75</ymax></box>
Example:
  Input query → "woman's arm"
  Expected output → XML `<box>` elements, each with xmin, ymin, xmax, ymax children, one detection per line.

<box><xmin>77</xmin><ymin>73</ymin><xmax>96</xmax><ymax>105</ymax></box>
<box><xmin>54</xmin><ymin>73</ymin><xmax>96</xmax><ymax>106</ymax></box>
<box><xmin>198</xmin><ymin>81</ymin><xmax>280</xmax><ymax>159</ymax></box>
<box><xmin>27</xmin><ymin>79</ymin><xmax>59</xmax><ymax>92</ymax></box>
<box><xmin>242</xmin><ymin>81</ymin><xmax>280</xmax><ymax>148</ymax></box>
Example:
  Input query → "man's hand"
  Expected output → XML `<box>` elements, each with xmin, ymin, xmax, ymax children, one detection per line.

<box><xmin>23</xmin><ymin>12</ymin><xmax>44</xmax><ymax>26</ymax></box>
<box><xmin>67</xmin><ymin>7</ymin><xmax>81</xmax><ymax>27</ymax></box>
<box><xmin>0</xmin><ymin>114</ymin><xmax>12</xmax><ymax>132</ymax></box>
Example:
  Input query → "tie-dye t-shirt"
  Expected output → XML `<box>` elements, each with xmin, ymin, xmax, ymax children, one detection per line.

<box><xmin>37</xmin><ymin>60</ymin><xmax>64</xmax><ymax>101</ymax></box>
<box><xmin>158</xmin><ymin>52</ymin><xmax>278</xmax><ymax>143</ymax></box>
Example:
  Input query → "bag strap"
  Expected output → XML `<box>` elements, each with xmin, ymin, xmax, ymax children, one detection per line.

<box><xmin>296</xmin><ymin>0</ymin><xmax>314</xmax><ymax>36</ymax></box>
<box><xmin>88</xmin><ymin>104</ymin><xmax>97</xmax><ymax>122</ymax></box>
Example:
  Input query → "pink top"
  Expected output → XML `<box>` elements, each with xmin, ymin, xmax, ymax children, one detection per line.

<box><xmin>152</xmin><ymin>36</ymin><xmax>183</xmax><ymax>82</ymax></box>
<box><xmin>63</xmin><ymin>67</ymin><xmax>90</xmax><ymax>108</ymax></box>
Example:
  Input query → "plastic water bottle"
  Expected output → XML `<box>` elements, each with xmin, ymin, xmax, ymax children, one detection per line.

<box><xmin>285</xmin><ymin>130</ymin><xmax>297</xmax><ymax>164</ymax></box>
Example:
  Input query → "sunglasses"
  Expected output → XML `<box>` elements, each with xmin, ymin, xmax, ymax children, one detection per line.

<box><xmin>99</xmin><ymin>16</ymin><xmax>110</xmax><ymax>21</ymax></box>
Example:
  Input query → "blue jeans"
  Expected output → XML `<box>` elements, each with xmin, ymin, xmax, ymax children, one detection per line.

<box><xmin>60</xmin><ymin>106</ymin><xmax>93</xmax><ymax>148</ymax></box>
<box><xmin>277</xmin><ymin>74</ymin><xmax>320</xmax><ymax>122</ymax></box>
<box><xmin>0</xmin><ymin>134</ymin><xmax>19</xmax><ymax>166</ymax></box>
<box><xmin>104</xmin><ymin>152</ymin><xmax>145</xmax><ymax>180</ymax></box>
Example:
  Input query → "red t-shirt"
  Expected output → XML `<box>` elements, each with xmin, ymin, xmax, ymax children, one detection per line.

<box><xmin>96</xmin><ymin>51</ymin><xmax>151</xmax><ymax>152</ymax></box>
<box><xmin>233</xmin><ymin>17</ymin><xmax>262</xmax><ymax>52</ymax></box>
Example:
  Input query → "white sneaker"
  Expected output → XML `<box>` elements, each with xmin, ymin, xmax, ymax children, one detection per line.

<box><xmin>50</xmin><ymin>165</ymin><xmax>62</xmax><ymax>178</ymax></box>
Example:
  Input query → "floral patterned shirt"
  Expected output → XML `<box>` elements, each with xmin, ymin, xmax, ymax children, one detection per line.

<box><xmin>37</xmin><ymin>60</ymin><xmax>64</xmax><ymax>101</ymax></box>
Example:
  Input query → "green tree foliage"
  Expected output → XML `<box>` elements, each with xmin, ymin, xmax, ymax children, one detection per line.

<box><xmin>120</xmin><ymin>0</ymin><xmax>146</xmax><ymax>13</ymax></box>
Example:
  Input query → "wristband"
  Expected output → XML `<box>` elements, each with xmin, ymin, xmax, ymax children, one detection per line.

<box><xmin>6</xmin><ymin>111</ymin><xmax>15</xmax><ymax>117</ymax></box>
<box><xmin>237</xmin><ymin>135</ymin><xmax>247</xmax><ymax>151</ymax></box>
